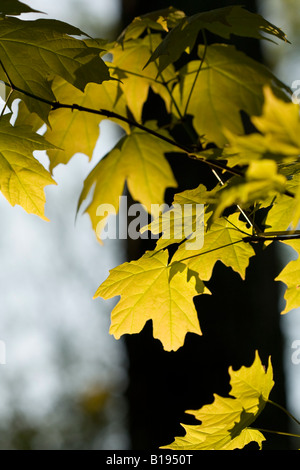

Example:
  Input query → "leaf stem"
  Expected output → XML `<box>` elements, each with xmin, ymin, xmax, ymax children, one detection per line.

<box><xmin>267</xmin><ymin>400</ymin><xmax>300</xmax><ymax>426</ymax></box>
<box><xmin>255</xmin><ymin>428</ymin><xmax>300</xmax><ymax>439</ymax></box>
<box><xmin>147</xmin><ymin>27</ymin><xmax>200</xmax><ymax>147</ymax></box>
<box><xmin>170</xmin><ymin>239</ymin><xmax>245</xmax><ymax>264</ymax></box>
<box><xmin>183</xmin><ymin>29</ymin><xmax>207</xmax><ymax>117</ymax></box>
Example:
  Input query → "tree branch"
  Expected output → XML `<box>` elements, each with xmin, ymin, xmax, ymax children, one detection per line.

<box><xmin>0</xmin><ymin>59</ymin><xmax>295</xmax><ymax>205</ymax></box>
<box><xmin>0</xmin><ymin>83</ymin><xmax>246</xmax><ymax>180</ymax></box>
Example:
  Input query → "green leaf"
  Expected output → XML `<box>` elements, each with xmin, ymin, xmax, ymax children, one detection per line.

<box><xmin>109</xmin><ymin>34</ymin><xmax>176</xmax><ymax>122</ymax></box>
<box><xmin>161</xmin><ymin>351</ymin><xmax>274</xmax><ymax>450</ymax></box>
<box><xmin>0</xmin><ymin>16</ymin><xmax>111</xmax><ymax>121</ymax></box>
<box><xmin>77</xmin><ymin>125</ymin><xmax>177</xmax><ymax>240</ymax></box>
<box><xmin>117</xmin><ymin>7</ymin><xmax>185</xmax><ymax>42</ymax></box>
<box><xmin>172</xmin><ymin>45</ymin><xmax>287</xmax><ymax>147</ymax></box>
<box><xmin>94</xmin><ymin>250</ymin><xmax>207</xmax><ymax>351</ymax></box>
<box><xmin>146</xmin><ymin>6</ymin><xmax>289</xmax><ymax>73</ymax></box>
<box><xmin>171</xmin><ymin>212</ymin><xmax>254</xmax><ymax>281</ymax></box>
<box><xmin>0</xmin><ymin>114</ymin><xmax>56</xmax><ymax>220</ymax></box>
<box><xmin>276</xmin><ymin>240</ymin><xmax>300</xmax><ymax>314</ymax></box>
<box><xmin>0</xmin><ymin>0</ymin><xmax>42</xmax><ymax>16</ymax></box>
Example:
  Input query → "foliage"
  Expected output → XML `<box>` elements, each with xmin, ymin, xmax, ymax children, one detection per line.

<box><xmin>1</xmin><ymin>0</ymin><xmax>300</xmax><ymax>449</ymax></box>
<box><xmin>161</xmin><ymin>351</ymin><xmax>273</xmax><ymax>450</ymax></box>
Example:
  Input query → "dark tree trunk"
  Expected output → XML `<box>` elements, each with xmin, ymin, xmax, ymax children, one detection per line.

<box><xmin>120</xmin><ymin>0</ymin><xmax>289</xmax><ymax>450</ymax></box>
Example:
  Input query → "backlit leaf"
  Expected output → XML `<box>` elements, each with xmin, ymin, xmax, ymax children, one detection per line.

<box><xmin>0</xmin><ymin>16</ymin><xmax>110</xmax><ymax>121</ymax></box>
<box><xmin>162</xmin><ymin>351</ymin><xmax>273</xmax><ymax>450</ymax></box>
<box><xmin>15</xmin><ymin>75</ymin><xmax>131</xmax><ymax>171</ymax></box>
<box><xmin>109</xmin><ymin>34</ymin><xmax>176</xmax><ymax>122</ymax></box>
<box><xmin>211</xmin><ymin>160</ymin><xmax>286</xmax><ymax>221</ymax></box>
<box><xmin>31</xmin><ymin>77</ymin><xmax>129</xmax><ymax>172</ymax></box>
<box><xmin>0</xmin><ymin>114</ymin><xmax>56</xmax><ymax>220</ymax></box>
<box><xmin>260</xmin><ymin>171</ymin><xmax>300</xmax><ymax>231</ymax></box>
<box><xmin>172</xmin><ymin>45</ymin><xmax>286</xmax><ymax>147</ymax></box>
<box><xmin>77</xmin><ymin>126</ymin><xmax>177</xmax><ymax>240</ymax></box>
<box><xmin>224</xmin><ymin>87</ymin><xmax>299</xmax><ymax>166</ymax></box>
<box><xmin>94</xmin><ymin>250</ymin><xmax>206</xmax><ymax>351</ymax></box>
<box><xmin>172</xmin><ymin>213</ymin><xmax>254</xmax><ymax>281</ymax></box>
<box><xmin>140</xmin><ymin>184</ymin><xmax>216</xmax><ymax>251</ymax></box>
<box><xmin>146</xmin><ymin>6</ymin><xmax>289</xmax><ymax>73</ymax></box>
<box><xmin>276</xmin><ymin>240</ymin><xmax>300</xmax><ymax>314</ymax></box>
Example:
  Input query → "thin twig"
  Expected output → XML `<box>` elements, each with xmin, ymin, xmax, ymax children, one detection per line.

<box><xmin>0</xmin><ymin>59</ymin><xmax>13</xmax><ymax>89</ymax></box>
<box><xmin>0</xmin><ymin>69</ymin><xmax>244</xmax><ymax>178</ymax></box>
<box><xmin>255</xmin><ymin>428</ymin><xmax>300</xmax><ymax>439</ymax></box>
<box><xmin>211</xmin><ymin>168</ymin><xmax>255</xmax><ymax>231</ymax></box>
<box><xmin>243</xmin><ymin>231</ymin><xmax>300</xmax><ymax>242</ymax></box>
<box><xmin>183</xmin><ymin>29</ymin><xmax>208</xmax><ymax>116</ymax></box>
<box><xmin>268</xmin><ymin>400</ymin><xmax>300</xmax><ymax>426</ymax></box>
<box><xmin>170</xmin><ymin>240</ymin><xmax>245</xmax><ymax>265</ymax></box>
<box><xmin>147</xmin><ymin>27</ymin><xmax>185</xmax><ymax>122</ymax></box>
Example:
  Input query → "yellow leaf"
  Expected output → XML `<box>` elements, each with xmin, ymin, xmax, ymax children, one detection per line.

<box><xmin>0</xmin><ymin>114</ymin><xmax>56</xmax><ymax>220</ymax></box>
<box><xmin>211</xmin><ymin>160</ymin><xmax>286</xmax><ymax>221</ymax></box>
<box><xmin>109</xmin><ymin>35</ymin><xmax>176</xmax><ymax>122</ymax></box>
<box><xmin>16</xmin><ymin>76</ymin><xmax>130</xmax><ymax>172</ymax></box>
<box><xmin>140</xmin><ymin>184</ymin><xmax>211</xmax><ymax>250</ymax></box>
<box><xmin>260</xmin><ymin>172</ymin><xmax>300</xmax><ymax>231</ymax></box>
<box><xmin>162</xmin><ymin>351</ymin><xmax>273</xmax><ymax>450</ymax></box>
<box><xmin>78</xmin><ymin>126</ymin><xmax>177</xmax><ymax>241</ymax></box>
<box><xmin>172</xmin><ymin>213</ymin><xmax>254</xmax><ymax>281</ymax></box>
<box><xmin>276</xmin><ymin>239</ymin><xmax>300</xmax><ymax>314</ymax></box>
<box><xmin>0</xmin><ymin>16</ymin><xmax>110</xmax><ymax>121</ymax></box>
<box><xmin>94</xmin><ymin>250</ymin><xmax>206</xmax><ymax>351</ymax></box>
<box><xmin>224</xmin><ymin>87</ymin><xmax>300</xmax><ymax>165</ymax></box>
<box><xmin>172</xmin><ymin>45</ymin><xmax>286</xmax><ymax>146</ymax></box>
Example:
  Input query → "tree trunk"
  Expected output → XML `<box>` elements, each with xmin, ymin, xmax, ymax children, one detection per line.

<box><xmin>120</xmin><ymin>0</ymin><xmax>289</xmax><ymax>450</ymax></box>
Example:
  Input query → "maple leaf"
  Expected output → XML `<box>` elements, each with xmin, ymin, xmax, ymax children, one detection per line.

<box><xmin>224</xmin><ymin>87</ymin><xmax>300</xmax><ymax>166</ymax></box>
<box><xmin>260</xmin><ymin>172</ymin><xmax>300</xmax><ymax>232</ymax></box>
<box><xmin>140</xmin><ymin>184</ymin><xmax>216</xmax><ymax>251</ymax></box>
<box><xmin>161</xmin><ymin>351</ymin><xmax>274</xmax><ymax>450</ymax></box>
<box><xmin>0</xmin><ymin>16</ymin><xmax>110</xmax><ymax>121</ymax></box>
<box><xmin>77</xmin><ymin>126</ymin><xmax>177</xmax><ymax>241</ymax></box>
<box><xmin>210</xmin><ymin>160</ymin><xmax>287</xmax><ymax>221</ymax></box>
<box><xmin>171</xmin><ymin>212</ymin><xmax>254</xmax><ymax>281</ymax></box>
<box><xmin>109</xmin><ymin>34</ymin><xmax>176</xmax><ymax>122</ymax></box>
<box><xmin>0</xmin><ymin>114</ymin><xmax>56</xmax><ymax>220</ymax></box>
<box><xmin>172</xmin><ymin>45</ymin><xmax>287</xmax><ymax>147</ymax></box>
<box><xmin>16</xmin><ymin>76</ymin><xmax>131</xmax><ymax>171</ymax></box>
<box><xmin>146</xmin><ymin>5</ymin><xmax>289</xmax><ymax>73</ymax></box>
<box><xmin>142</xmin><ymin>186</ymin><xmax>254</xmax><ymax>280</ymax></box>
<box><xmin>276</xmin><ymin>240</ymin><xmax>300</xmax><ymax>314</ymax></box>
<box><xmin>94</xmin><ymin>250</ymin><xmax>207</xmax><ymax>351</ymax></box>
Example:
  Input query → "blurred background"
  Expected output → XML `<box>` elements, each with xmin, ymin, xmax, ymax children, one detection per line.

<box><xmin>0</xmin><ymin>0</ymin><xmax>299</xmax><ymax>450</ymax></box>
